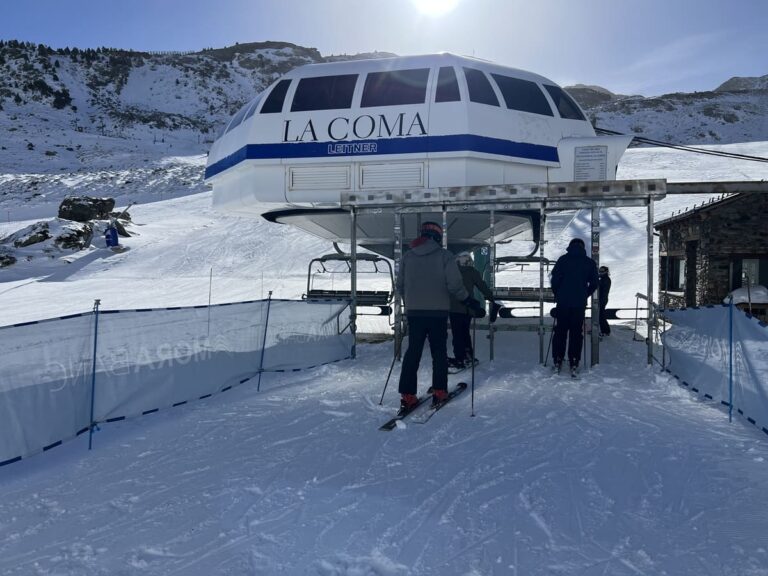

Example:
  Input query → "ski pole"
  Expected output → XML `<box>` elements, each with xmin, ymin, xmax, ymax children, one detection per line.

<box><xmin>378</xmin><ymin>352</ymin><xmax>398</xmax><ymax>405</ymax></box>
<box><xmin>471</xmin><ymin>316</ymin><xmax>476</xmax><ymax>417</ymax></box>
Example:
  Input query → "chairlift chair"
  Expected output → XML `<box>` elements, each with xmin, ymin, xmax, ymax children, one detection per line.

<box><xmin>302</xmin><ymin>252</ymin><xmax>394</xmax><ymax>318</ymax></box>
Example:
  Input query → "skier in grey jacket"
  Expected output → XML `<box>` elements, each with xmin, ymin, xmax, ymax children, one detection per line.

<box><xmin>397</xmin><ymin>221</ymin><xmax>481</xmax><ymax>409</ymax></box>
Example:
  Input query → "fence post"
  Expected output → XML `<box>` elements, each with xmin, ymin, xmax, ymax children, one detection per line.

<box><xmin>257</xmin><ymin>291</ymin><xmax>273</xmax><ymax>392</ymax></box>
<box><xmin>88</xmin><ymin>299</ymin><xmax>101</xmax><ymax>451</ymax></box>
<box><xmin>729</xmin><ymin>295</ymin><xmax>733</xmax><ymax>423</ymax></box>
<box><xmin>207</xmin><ymin>267</ymin><xmax>213</xmax><ymax>336</ymax></box>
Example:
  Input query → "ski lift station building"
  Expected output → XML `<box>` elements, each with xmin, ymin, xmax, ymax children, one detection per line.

<box><xmin>205</xmin><ymin>53</ymin><xmax>667</xmax><ymax>365</ymax></box>
<box><xmin>204</xmin><ymin>53</ymin><xmax>636</xmax><ymax>256</ymax></box>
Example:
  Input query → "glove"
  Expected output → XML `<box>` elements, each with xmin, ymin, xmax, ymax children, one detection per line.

<box><xmin>463</xmin><ymin>297</ymin><xmax>486</xmax><ymax>318</ymax></box>
<box><xmin>489</xmin><ymin>301</ymin><xmax>502</xmax><ymax>324</ymax></box>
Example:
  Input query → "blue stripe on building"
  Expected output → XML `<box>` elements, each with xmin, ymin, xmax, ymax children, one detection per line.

<box><xmin>204</xmin><ymin>134</ymin><xmax>560</xmax><ymax>180</ymax></box>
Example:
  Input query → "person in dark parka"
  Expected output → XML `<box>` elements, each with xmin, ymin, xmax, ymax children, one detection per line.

<box><xmin>397</xmin><ymin>222</ymin><xmax>478</xmax><ymax>408</ymax></box>
<box><xmin>449</xmin><ymin>251</ymin><xmax>497</xmax><ymax>368</ymax></box>
<box><xmin>550</xmin><ymin>238</ymin><xmax>599</xmax><ymax>371</ymax></box>
<box><xmin>598</xmin><ymin>265</ymin><xmax>612</xmax><ymax>336</ymax></box>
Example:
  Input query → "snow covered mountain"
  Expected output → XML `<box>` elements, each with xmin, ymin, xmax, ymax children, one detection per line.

<box><xmin>0</xmin><ymin>40</ymin><xmax>399</xmax><ymax>169</ymax></box>
<box><xmin>1</xmin><ymin>38</ymin><xmax>766</xmax><ymax>173</ymax></box>
<box><xmin>565</xmin><ymin>77</ymin><xmax>768</xmax><ymax>145</ymax></box>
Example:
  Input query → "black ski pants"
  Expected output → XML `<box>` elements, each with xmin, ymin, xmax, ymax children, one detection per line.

<box><xmin>552</xmin><ymin>306</ymin><xmax>585</xmax><ymax>367</ymax></box>
<box><xmin>598</xmin><ymin>302</ymin><xmax>611</xmax><ymax>335</ymax></box>
<box><xmin>449</xmin><ymin>312</ymin><xmax>473</xmax><ymax>361</ymax></box>
<box><xmin>398</xmin><ymin>315</ymin><xmax>448</xmax><ymax>395</ymax></box>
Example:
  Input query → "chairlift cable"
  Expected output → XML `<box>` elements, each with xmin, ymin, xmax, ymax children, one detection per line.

<box><xmin>594</xmin><ymin>126</ymin><xmax>768</xmax><ymax>164</ymax></box>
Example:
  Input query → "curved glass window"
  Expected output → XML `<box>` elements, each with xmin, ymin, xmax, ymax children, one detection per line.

<box><xmin>491</xmin><ymin>74</ymin><xmax>553</xmax><ymax>116</ymax></box>
<box><xmin>435</xmin><ymin>66</ymin><xmax>460</xmax><ymax>103</ymax></box>
<box><xmin>260</xmin><ymin>79</ymin><xmax>292</xmax><ymax>114</ymax></box>
<box><xmin>361</xmin><ymin>68</ymin><xmax>429</xmax><ymax>107</ymax></box>
<box><xmin>225</xmin><ymin>101</ymin><xmax>252</xmax><ymax>134</ymax></box>
<box><xmin>242</xmin><ymin>92</ymin><xmax>265</xmax><ymax>121</ymax></box>
<box><xmin>463</xmin><ymin>67</ymin><xmax>499</xmax><ymax>107</ymax></box>
<box><xmin>291</xmin><ymin>74</ymin><xmax>358</xmax><ymax>112</ymax></box>
<box><xmin>226</xmin><ymin>93</ymin><xmax>267</xmax><ymax>133</ymax></box>
<box><xmin>544</xmin><ymin>85</ymin><xmax>586</xmax><ymax>120</ymax></box>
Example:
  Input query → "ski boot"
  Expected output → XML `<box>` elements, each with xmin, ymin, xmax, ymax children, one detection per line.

<box><xmin>431</xmin><ymin>389</ymin><xmax>448</xmax><ymax>407</ymax></box>
<box><xmin>399</xmin><ymin>393</ymin><xmax>419</xmax><ymax>414</ymax></box>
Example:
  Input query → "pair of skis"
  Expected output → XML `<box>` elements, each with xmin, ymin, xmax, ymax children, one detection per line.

<box><xmin>379</xmin><ymin>382</ymin><xmax>468</xmax><ymax>431</ymax></box>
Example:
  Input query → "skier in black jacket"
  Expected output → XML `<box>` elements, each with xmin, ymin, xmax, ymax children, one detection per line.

<box><xmin>598</xmin><ymin>265</ymin><xmax>612</xmax><ymax>336</ymax></box>
<box><xmin>550</xmin><ymin>238</ymin><xmax>599</xmax><ymax>374</ymax></box>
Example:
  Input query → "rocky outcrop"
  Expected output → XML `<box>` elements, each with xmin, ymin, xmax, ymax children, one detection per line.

<box><xmin>54</xmin><ymin>221</ymin><xmax>93</xmax><ymax>249</ymax></box>
<box><xmin>715</xmin><ymin>75</ymin><xmax>768</xmax><ymax>92</ymax></box>
<box><xmin>11</xmin><ymin>221</ymin><xmax>52</xmax><ymax>247</ymax></box>
<box><xmin>58</xmin><ymin>196</ymin><xmax>115</xmax><ymax>222</ymax></box>
<box><xmin>0</xmin><ymin>249</ymin><xmax>16</xmax><ymax>268</ymax></box>
<box><xmin>3</xmin><ymin>219</ymin><xmax>93</xmax><ymax>254</ymax></box>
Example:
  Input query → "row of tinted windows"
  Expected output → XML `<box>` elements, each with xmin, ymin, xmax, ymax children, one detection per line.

<box><xmin>225</xmin><ymin>66</ymin><xmax>584</xmax><ymax>133</ymax></box>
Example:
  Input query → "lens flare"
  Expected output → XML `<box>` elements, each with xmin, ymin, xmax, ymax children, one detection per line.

<box><xmin>411</xmin><ymin>0</ymin><xmax>460</xmax><ymax>17</ymax></box>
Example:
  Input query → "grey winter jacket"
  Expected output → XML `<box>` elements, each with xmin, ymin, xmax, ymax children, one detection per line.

<box><xmin>398</xmin><ymin>238</ymin><xmax>469</xmax><ymax>316</ymax></box>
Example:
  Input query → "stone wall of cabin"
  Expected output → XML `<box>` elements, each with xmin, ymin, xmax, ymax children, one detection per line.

<box><xmin>657</xmin><ymin>194</ymin><xmax>768</xmax><ymax>307</ymax></box>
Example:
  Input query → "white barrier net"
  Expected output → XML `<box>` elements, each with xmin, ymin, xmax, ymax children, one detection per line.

<box><xmin>261</xmin><ymin>300</ymin><xmax>353</xmax><ymax>371</ymax></box>
<box><xmin>0</xmin><ymin>299</ymin><xmax>353</xmax><ymax>464</ymax></box>
<box><xmin>0</xmin><ymin>315</ymin><xmax>95</xmax><ymax>463</ymax></box>
<box><xmin>662</xmin><ymin>306</ymin><xmax>768</xmax><ymax>431</ymax></box>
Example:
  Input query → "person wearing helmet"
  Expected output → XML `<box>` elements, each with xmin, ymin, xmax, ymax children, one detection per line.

<box><xmin>598</xmin><ymin>265</ymin><xmax>611</xmax><ymax>337</ymax></box>
<box><xmin>448</xmin><ymin>251</ymin><xmax>499</xmax><ymax>370</ymax></box>
<box><xmin>550</xmin><ymin>238</ymin><xmax>599</xmax><ymax>375</ymax></box>
<box><xmin>397</xmin><ymin>222</ymin><xmax>479</xmax><ymax>409</ymax></box>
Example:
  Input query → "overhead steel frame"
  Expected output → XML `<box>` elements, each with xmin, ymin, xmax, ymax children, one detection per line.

<box><xmin>343</xmin><ymin>179</ymin><xmax>666</xmax><ymax>366</ymax></box>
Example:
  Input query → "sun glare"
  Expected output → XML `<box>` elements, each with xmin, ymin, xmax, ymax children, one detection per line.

<box><xmin>411</xmin><ymin>0</ymin><xmax>460</xmax><ymax>17</ymax></box>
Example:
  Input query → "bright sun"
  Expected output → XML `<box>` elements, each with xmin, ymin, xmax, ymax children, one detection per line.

<box><xmin>411</xmin><ymin>0</ymin><xmax>460</xmax><ymax>17</ymax></box>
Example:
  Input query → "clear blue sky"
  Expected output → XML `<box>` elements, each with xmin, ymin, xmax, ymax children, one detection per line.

<box><xmin>2</xmin><ymin>0</ymin><xmax>766</xmax><ymax>96</ymax></box>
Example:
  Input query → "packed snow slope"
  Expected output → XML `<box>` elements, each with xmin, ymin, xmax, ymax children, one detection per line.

<box><xmin>1</xmin><ymin>143</ymin><xmax>768</xmax><ymax>575</ymax></box>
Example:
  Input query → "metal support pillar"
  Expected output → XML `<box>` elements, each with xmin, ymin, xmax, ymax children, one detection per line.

<box><xmin>393</xmin><ymin>212</ymin><xmax>404</xmax><ymax>360</ymax></box>
<box><xmin>350</xmin><ymin>208</ymin><xmax>358</xmax><ymax>359</ymax></box>
<box><xmin>647</xmin><ymin>198</ymin><xmax>654</xmax><ymax>365</ymax></box>
<box><xmin>591</xmin><ymin>205</ymin><xmax>600</xmax><ymax>366</ymax></box>
<box><xmin>441</xmin><ymin>205</ymin><xmax>448</xmax><ymax>248</ymax></box>
<box><xmin>538</xmin><ymin>202</ymin><xmax>546</xmax><ymax>364</ymax></box>
<box><xmin>662</xmin><ymin>228</ymin><xmax>671</xmax><ymax>369</ymax></box>
<box><xmin>489</xmin><ymin>210</ymin><xmax>496</xmax><ymax>361</ymax></box>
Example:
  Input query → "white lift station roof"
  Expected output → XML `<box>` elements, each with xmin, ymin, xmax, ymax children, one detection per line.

<box><xmin>205</xmin><ymin>53</ymin><xmax>633</xmax><ymax>254</ymax></box>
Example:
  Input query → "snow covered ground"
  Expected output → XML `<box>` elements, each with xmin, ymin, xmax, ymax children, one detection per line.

<box><xmin>2</xmin><ymin>142</ymin><xmax>768</xmax><ymax>575</ymax></box>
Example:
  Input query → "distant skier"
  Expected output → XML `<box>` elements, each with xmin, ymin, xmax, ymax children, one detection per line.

<box><xmin>598</xmin><ymin>265</ymin><xmax>612</xmax><ymax>337</ymax></box>
<box><xmin>104</xmin><ymin>219</ymin><xmax>119</xmax><ymax>248</ymax></box>
<box><xmin>550</xmin><ymin>238</ymin><xmax>599</xmax><ymax>375</ymax></box>
<box><xmin>448</xmin><ymin>251</ymin><xmax>499</xmax><ymax>370</ymax></box>
<box><xmin>397</xmin><ymin>222</ymin><xmax>480</xmax><ymax>409</ymax></box>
